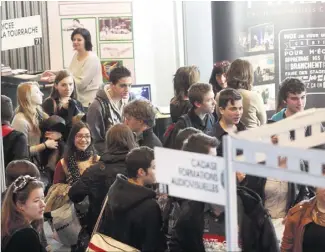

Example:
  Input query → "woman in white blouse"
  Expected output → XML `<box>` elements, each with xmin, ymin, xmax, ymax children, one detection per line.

<box><xmin>43</xmin><ymin>28</ymin><xmax>101</xmax><ymax>109</ymax></box>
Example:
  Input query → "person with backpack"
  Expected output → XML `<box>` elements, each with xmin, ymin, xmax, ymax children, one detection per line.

<box><xmin>169</xmin><ymin>133</ymin><xmax>279</xmax><ymax>252</ymax></box>
<box><xmin>164</xmin><ymin>83</ymin><xmax>216</xmax><ymax>149</ymax></box>
<box><xmin>99</xmin><ymin>146</ymin><xmax>166</xmax><ymax>252</ymax></box>
<box><xmin>87</xmin><ymin>66</ymin><xmax>135</xmax><ymax>155</ymax></box>
<box><xmin>159</xmin><ymin>127</ymin><xmax>201</xmax><ymax>248</ymax></box>
<box><xmin>1</xmin><ymin>95</ymin><xmax>29</xmax><ymax>168</ymax></box>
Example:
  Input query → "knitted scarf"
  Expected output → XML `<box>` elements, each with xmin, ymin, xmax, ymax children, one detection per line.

<box><xmin>67</xmin><ymin>149</ymin><xmax>92</xmax><ymax>185</ymax></box>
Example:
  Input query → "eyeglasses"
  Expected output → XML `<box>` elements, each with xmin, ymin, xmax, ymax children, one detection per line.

<box><xmin>117</xmin><ymin>83</ymin><xmax>132</xmax><ymax>88</ymax></box>
<box><xmin>76</xmin><ymin>134</ymin><xmax>91</xmax><ymax>140</ymax></box>
<box><xmin>13</xmin><ymin>175</ymin><xmax>38</xmax><ymax>194</ymax></box>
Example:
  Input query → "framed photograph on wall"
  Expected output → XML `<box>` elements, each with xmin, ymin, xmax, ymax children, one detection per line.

<box><xmin>99</xmin><ymin>42</ymin><xmax>134</xmax><ymax>59</ymax></box>
<box><xmin>61</xmin><ymin>17</ymin><xmax>98</xmax><ymax>68</ymax></box>
<box><xmin>98</xmin><ymin>16</ymin><xmax>133</xmax><ymax>41</ymax></box>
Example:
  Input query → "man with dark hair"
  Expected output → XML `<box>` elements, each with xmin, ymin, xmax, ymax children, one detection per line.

<box><xmin>87</xmin><ymin>66</ymin><xmax>135</xmax><ymax>154</ymax></box>
<box><xmin>166</xmin><ymin>83</ymin><xmax>216</xmax><ymax>148</ymax></box>
<box><xmin>124</xmin><ymin>99</ymin><xmax>162</xmax><ymax>148</ymax></box>
<box><xmin>214</xmin><ymin>88</ymin><xmax>246</xmax><ymax>157</ymax></box>
<box><xmin>271</xmin><ymin>78</ymin><xmax>306</xmax><ymax>121</ymax></box>
<box><xmin>270</xmin><ymin>77</ymin><xmax>324</xmax><ymax>149</ymax></box>
<box><xmin>100</xmin><ymin>146</ymin><xmax>165</xmax><ymax>252</ymax></box>
<box><xmin>182</xmin><ymin>132</ymin><xmax>219</xmax><ymax>155</ymax></box>
<box><xmin>173</xmin><ymin>127</ymin><xmax>201</xmax><ymax>150</ymax></box>
<box><xmin>1</xmin><ymin>95</ymin><xmax>29</xmax><ymax>168</ymax></box>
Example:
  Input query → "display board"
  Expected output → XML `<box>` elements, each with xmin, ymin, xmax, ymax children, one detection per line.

<box><xmin>1</xmin><ymin>15</ymin><xmax>43</xmax><ymax>51</ymax></box>
<box><xmin>155</xmin><ymin>108</ymin><xmax>325</xmax><ymax>251</ymax></box>
<box><xmin>211</xmin><ymin>1</ymin><xmax>325</xmax><ymax>112</ymax></box>
<box><xmin>57</xmin><ymin>1</ymin><xmax>135</xmax><ymax>83</ymax></box>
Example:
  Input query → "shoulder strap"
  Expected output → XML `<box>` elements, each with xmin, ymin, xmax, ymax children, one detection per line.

<box><xmin>91</xmin><ymin>193</ymin><xmax>109</xmax><ymax>237</ymax></box>
<box><xmin>180</xmin><ymin>114</ymin><xmax>192</xmax><ymax>128</ymax></box>
<box><xmin>95</xmin><ymin>96</ymin><xmax>111</xmax><ymax>126</ymax></box>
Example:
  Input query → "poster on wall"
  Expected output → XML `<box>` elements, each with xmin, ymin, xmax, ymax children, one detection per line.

<box><xmin>98</xmin><ymin>16</ymin><xmax>133</xmax><ymax>41</ymax></box>
<box><xmin>57</xmin><ymin>1</ymin><xmax>136</xmax><ymax>83</ymax></box>
<box><xmin>212</xmin><ymin>1</ymin><xmax>325</xmax><ymax>111</ymax></box>
<box><xmin>100</xmin><ymin>42</ymin><xmax>134</xmax><ymax>59</ymax></box>
<box><xmin>61</xmin><ymin>17</ymin><xmax>97</xmax><ymax>68</ymax></box>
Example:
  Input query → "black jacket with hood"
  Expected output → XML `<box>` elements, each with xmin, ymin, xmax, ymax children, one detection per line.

<box><xmin>99</xmin><ymin>174</ymin><xmax>166</xmax><ymax>252</ymax></box>
<box><xmin>169</xmin><ymin>186</ymin><xmax>279</xmax><ymax>252</ymax></box>
<box><xmin>68</xmin><ymin>151</ymin><xmax>128</xmax><ymax>233</ymax></box>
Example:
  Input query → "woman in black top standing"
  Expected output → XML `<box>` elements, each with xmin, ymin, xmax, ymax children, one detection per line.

<box><xmin>1</xmin><ymin>175</ymin><xmax>46</xmax><ymax>252</ymax></box>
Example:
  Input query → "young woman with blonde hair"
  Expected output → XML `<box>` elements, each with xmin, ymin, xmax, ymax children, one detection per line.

<box><xmin>12</xmin><ymin>82</ymin><xmax>59</xmax><ymax>156</ymax></box>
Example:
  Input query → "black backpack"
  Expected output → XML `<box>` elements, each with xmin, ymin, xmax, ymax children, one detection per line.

<box><xmin>163</xmin><ymin>114</ymin><xmax>192</xmax><ymax>148</ymax></box>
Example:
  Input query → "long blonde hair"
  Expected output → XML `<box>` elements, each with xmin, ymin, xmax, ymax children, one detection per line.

<box><xmin>15</xmin><ymin>82</ymin><xmax>48</xmax><ymax>134</ymax></box>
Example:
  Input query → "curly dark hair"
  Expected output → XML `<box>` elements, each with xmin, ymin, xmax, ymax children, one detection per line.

<box><xmin>123</xmin><ymin>99</ymin><xmax>156</xmax><ymax>128</ymax></box>
<box><xmin>276</xmin><ymin>78</ymin><xmax>306</xmax><ymax>112</ymax></box>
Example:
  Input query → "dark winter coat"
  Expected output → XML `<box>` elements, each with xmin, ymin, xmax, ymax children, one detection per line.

<box><xmin>136</xmin><ymin>128</ymin><xmax>162</xmax><ymax>149</ymax></box>
<box><xmin>2</xmin><ymin>124</ymin><xmax>29</xmax><ymax>168</ymax></box>
<box><xmin>68</xmin><ymin>151</ymin><xmax>128</xmax><ymax>233</ymax></box>
<box><xmin>169</xmin><ymin>187</ymin><xmax>279</xmax><ymax>252</ymax></box>
<box><xmin>2</xmin><ymin>227</ymin><xmax>46</xmax><ymax>252</ymax></box>
<box><xmin>99</xmin><ymin>174</ymin><xmax>166</xmax><ymax>252</ymax></box>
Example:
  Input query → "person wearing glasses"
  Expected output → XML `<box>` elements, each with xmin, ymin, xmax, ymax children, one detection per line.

<box><xmin>53</xmin><ymin>121</ymin><xmax>99</xmax><ymax>185</ymax></box>
<box><xmin>209</xmin><ymin>61</ymin><xmax>231</xmax><ymax>95</ymax></box>
<box><xmin>87</xmin><ymin>66</ymin><xmax>135</xmax><ymax>155</ymax></box>
<box><xmin>1</xmin><ymin>175</ymin><xmax>46</xmax><ymax>252</ymax></box>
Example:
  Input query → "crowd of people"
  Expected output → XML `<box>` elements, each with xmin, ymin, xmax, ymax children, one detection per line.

<box><xmin>1</xmin><ymin>26</ymin><xmax>325</xmax><ymax>252</ymax></box>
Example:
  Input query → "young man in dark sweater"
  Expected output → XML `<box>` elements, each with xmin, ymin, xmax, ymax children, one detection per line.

<box><xmin>123</xmin><ymin>99</ymin><xmax>162</xmax><ymax>148</ymax></box>
<box><xmin>213</xmin><ymin>88</ymin><xmax>246</xmax><ymax>157</ymax></box>
<box><xmin>168</xmin><ymin>83</ymin><xmax>216</xmax><ymax>148</ymax></box>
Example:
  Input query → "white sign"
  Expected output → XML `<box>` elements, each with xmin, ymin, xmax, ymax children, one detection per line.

<box><xmin>2</xmin><ymin>15</ymin><xmax>43</xmax><ymax>51</ymax></box>
<box><xmin>155</xmin><ymin>147</ymin><xmax>226</xmax><ymax>205</ymax></box>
